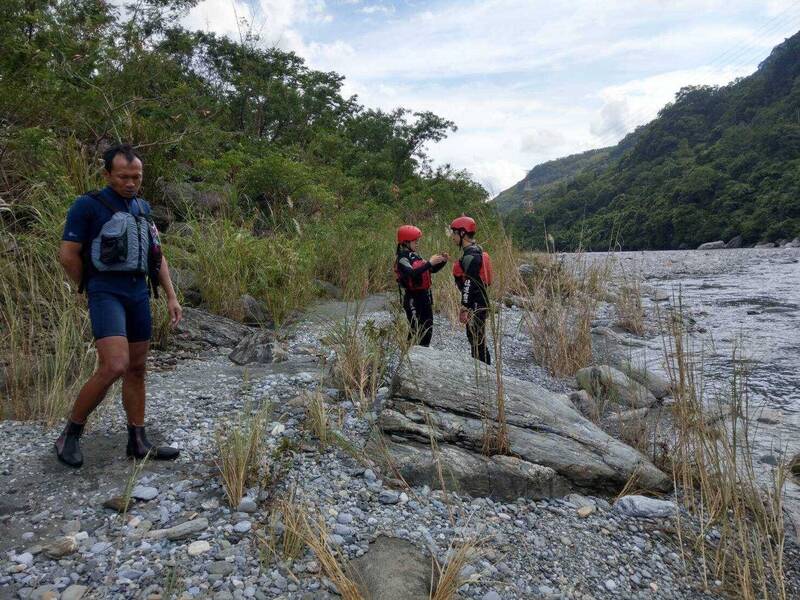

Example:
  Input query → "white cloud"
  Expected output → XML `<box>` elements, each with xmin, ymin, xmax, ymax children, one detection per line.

<box><xmin>360</xmin><ymin>4</ymin><xmax>395</xmax><ymax>15</ymax></box>
<box><xmin>183</xmin><ymin>0</ymin><xmax>329</xmax><ymax>52</ymax></box>
<box><xmin>182</xmin><ymin>0</ymin><xmax>800</xmax><ymax>193</ymax></box>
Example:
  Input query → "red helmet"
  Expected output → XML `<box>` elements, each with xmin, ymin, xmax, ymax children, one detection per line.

<box><xmin>450</xmin><ymin>215</ymin><xmax>476</xmax><ymax>234</ymax></box>
<box><xmin>397</xmin><ymin>225</ymin><xmax>422</xmax><ymax>243</ymax></box>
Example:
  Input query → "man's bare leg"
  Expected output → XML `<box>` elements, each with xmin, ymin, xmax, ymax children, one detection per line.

<box><xmin>121</xmin><ymin>341</ymin><xmax>149</xmax><ymax>426</ymax></box>
<box><xmin>56</xmin><ymin>336</ymin><xmax>130</xmax><ymax>467</ymax></box>
<box><xmin>71</xmin><ymin>336</ymin><xmax>130</xmax><ymax>423</ymax></box>
<box><xmin>123</xmin><ymin>340</ymin><xmax>179</xmax><ymax>460</ymax></box>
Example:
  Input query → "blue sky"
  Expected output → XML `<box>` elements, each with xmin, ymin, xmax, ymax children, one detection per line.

<box><xmin>183</xmin><ymin>0</ymin><xmax>800</xmax><ymax>195</ymax></box>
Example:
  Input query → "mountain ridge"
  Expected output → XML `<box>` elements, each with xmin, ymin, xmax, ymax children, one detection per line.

<box><xmin>501</xmin><ymin>30</ymin><xmax>800</xmax><ymax>250</ymax></box>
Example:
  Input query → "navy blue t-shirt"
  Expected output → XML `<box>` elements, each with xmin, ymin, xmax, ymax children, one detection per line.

<box><xmin>62</xmin><ymin>186</ymin><xmax>152</xmax><ymax>296</ymax></box>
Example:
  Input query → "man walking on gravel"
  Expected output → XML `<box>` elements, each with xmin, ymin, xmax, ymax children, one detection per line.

<box><xmin>55</xmin><ymin>144</ymin><xmax>182</xmax><ymax>468</ymax></box>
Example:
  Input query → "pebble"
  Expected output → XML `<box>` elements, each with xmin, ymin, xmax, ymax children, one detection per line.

<box><xmin>336</xmin><ymin>512</ymin><xmax>353</xmax><ymax>524</ymax></box>
<box><xmin>233</xmin><ymin>521</ymin><xmax>252</xmax><ymax>533</ymax></box>
<box><xmin>131</xmin><ymin>485</ymin><xmax>158</xmax><ymax>501</ymax></box>
<box><xmin>237</xmin><ymin>498</ymin><xmax>258</xmax><ymax>513</ymax></box>
<box><xmin>378</xmin><ymin>490</ymin><xmax>400</xmax><ymax>505</ymax></box>
<box><xmin>188</xmin><ymin>540</ymin><xmax>211</xmax><ymax>556</ymax></box>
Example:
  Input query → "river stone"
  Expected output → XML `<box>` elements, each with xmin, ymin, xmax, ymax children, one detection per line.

<box><xmin>188</xmin><ymin>540</ymin><xmax>211</xmax><ymax>556</ymax></box>
<box><xmin>383</xmin><ymin>347</ymin><xmax>670</xmax><ymax>494</ymax></box>
<box><xmin>229</xmin><ymin>331</ymin><xmax>275</xmax><ymax>365</ymax></box>
<box><xmin>239</xmin><ymin>294</ymin><xmax>270</xmax><ymax>326</ymax></box>
<box><xmin>697</xmin><ymin>241</ymin><xmax>725</xmax><ymax>250</ymax></box>
<box><xmin>615</xmin><ymin>359</ymin><xmax>672</xmax><ymax>399</ymax></box>
<box><xmin>350</xmin><ymin>536</ymin><xmax>434</xmax><ymax>600</ymax></box>
<box><xmin>103</xmin><ymin>496</ymin><xmax>130</xmax><ymax>513</ymax></box>
<box><xmin>233</xmin><ymin>520</ymin><xmax>252</xmax><ymax>533</ymax></box>
<box><xmin>29</xmin><ymin>586</ymin><xmax>59</xmax><ymax>600</ymax></box>
<box><xmin>148</xmin><ymin>517</ymin><xmax>209</xmax><ymax>540</ymax></box>
<box><xmin>615</xmin><ymin>495</ymin><xmax>677</xmax><ymax>519</ymax></box>
<box><xmin>131</xmin><ymin>485</ymin><xmax>158</xmax><ymax>501</ymax></box>
<box><xmin>576</xmin><ymin>365</ymin><xmax>657</xmax><ymax>408</ymax></box>
<box><xmin>61</xmin><ymin>585</ymin><xmax>88</xmax><ymax>600</ymax></box>
<box><xmin>43</xmin><ymin>537</ymin><xmax>76</xmax><ymax>559</ymax></box>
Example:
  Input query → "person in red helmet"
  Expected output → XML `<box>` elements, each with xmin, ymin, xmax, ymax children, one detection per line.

<box><xmin>450</xmin><ymin>215</ymin><xmax>492</xmax><ymax>364</ymax></box>
<box><xmin>395</xmin><ymin>225</ymin><xmax>448</xmax><ymax>346</ymax></box>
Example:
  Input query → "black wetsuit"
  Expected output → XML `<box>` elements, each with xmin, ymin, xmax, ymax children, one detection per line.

<box><xmin>456</xmin><ymin>243</ymin><xmax>491</xmax><ymax>364</ymax></box>
<box><xmin>396</xmin><ymin>250</ymin><xmax>445</xmax><ymax>346</ymax></box>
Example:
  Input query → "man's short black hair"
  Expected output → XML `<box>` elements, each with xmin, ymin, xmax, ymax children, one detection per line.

<box><xmin>103</xmin><ymin>144</ymin><xmax>142</xmax><ymax>172</ymax></box>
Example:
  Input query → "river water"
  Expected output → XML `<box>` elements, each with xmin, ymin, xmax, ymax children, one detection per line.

<box><xmin>582</xmin><ymin>247</ymin><xmax>800</xmax><ymax>524</ymax></box>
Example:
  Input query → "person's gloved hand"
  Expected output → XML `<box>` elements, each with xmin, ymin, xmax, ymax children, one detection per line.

<box><xmin>459</xmin><ymin>308</ymin><xmax>470</xmax><ymax>324</ymax></box>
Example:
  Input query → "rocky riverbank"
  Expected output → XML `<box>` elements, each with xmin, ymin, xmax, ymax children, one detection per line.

<box><xmin>1</xmin><ymin>284</ymin><xmax>798</xmax><ymax>600</ymax></box>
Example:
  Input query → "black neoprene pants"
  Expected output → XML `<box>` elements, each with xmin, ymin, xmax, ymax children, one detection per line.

<box><xmin>403</xmin><ymin>289</ymin><xmax>434</xmax><ymax>347</ymax></box>
<box><xmin>466</xmin><ymin>305</ymin><xmax>491</xmax><ymax>365</ymax></box>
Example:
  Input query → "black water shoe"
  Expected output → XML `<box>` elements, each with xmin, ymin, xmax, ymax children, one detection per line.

<box><xmin>126</xmin><ymin>425</ymin><xmax>180</xmax><ymax>460</ymax></box>
<box><xmin>55</xmin><ymin>421</ymin><xmax>84</xmax><ymax>468</ymax></box>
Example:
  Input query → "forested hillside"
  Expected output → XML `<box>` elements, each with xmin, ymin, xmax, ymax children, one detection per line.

<box><xmin>491</xmin><ymin>147</ymin><xmax>612</xmax><ymax>214</ymax></box>
<box><xmin>505</xmin><ymin>30</ymin><xmax>800</xmax><ymax>251</ymax></box>
<box><xmin>0</xmin><ymin>0</ymin><xmax>491</xmax><ymax>317</ymax></box>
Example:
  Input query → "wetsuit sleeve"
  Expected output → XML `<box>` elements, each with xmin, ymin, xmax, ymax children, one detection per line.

<box><xmin>397</xmin><ymin>256</ymin><xmax>431</xmax><ymax>278</ymax></box>
<box><xmin>62</xmin><ymin>196</ymin><xmax>94</xmax><ymax>243</ymax></box>
<box><xmin>430</xmin><ymin>261</ymin><xmax>446</xmax><ymax>274</ymax></box>
<box><xmin>460</xmin><ymin>253</ymin><xmax>484</xmax><ymax>307</ymax></box>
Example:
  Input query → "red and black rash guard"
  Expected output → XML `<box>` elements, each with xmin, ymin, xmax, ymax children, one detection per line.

<box><xmin>455</xmin><ymin>244</ymin><xmax>488</xmax><ymax>308</ymax></box>
<box><xmin>396</xmin><ymin>250</ymin><xmax>445</xmax><ymax>290</ymax></box>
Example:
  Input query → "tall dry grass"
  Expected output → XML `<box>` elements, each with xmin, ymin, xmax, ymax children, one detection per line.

<box><xmin>662</xmin><ymin>306</ymin><xmax>787</xmax><ymax>599</ymax></box>
<box><xmin>322</xmin><ymin>307</ymin><xmax>408</xmax><ymax>412</ymax></box>
<box><xmin>214</xmin><ymin>402</ymin><xmax>271</xmax><ymax>508</ymax></box>
<box><xmin>521</xmin><ymin>252</ymin><xmax>607</xmax><ymax>377</ymax></box>
<box><xmin>0</xmin><ymin>228</ymin><xmax>96</xmax><ymax>423</ymax></box>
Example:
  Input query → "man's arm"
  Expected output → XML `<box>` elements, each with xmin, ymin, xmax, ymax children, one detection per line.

<box><xmin>59</xmin><ymin>241</ymin><xmax>84</xmax><ymax>286</ymax></box>
<box><xmin>158</xmin><ymin>255</ymin><xmax>183</xmax><ymax>327</ymax></box>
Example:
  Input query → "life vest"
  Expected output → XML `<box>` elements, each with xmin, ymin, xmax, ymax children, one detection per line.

<box><xmin>453</xmin><ymin>247</ymin><xmax>493</xmax><ymax>287</ymax></box>
<box><xmin>394</xmin><ymin>255</ymin><xmax>432</xmax><ymax>291</ymax></box>
<box><xmin>79</xmin><ymin>191</ymin><xmax>162</xmax><ymax>297</ymax></box>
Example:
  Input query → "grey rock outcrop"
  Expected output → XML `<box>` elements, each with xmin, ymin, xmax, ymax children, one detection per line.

<box><xmin>615</xmin><ymin>358</ymin><xmax>672</xmax><ymax>399</ymax></box>
<box><xmin>229</xmin><ymin>331</ymin><xmax>279</xmax><ymax>365</ymax></box>
<box><xmin>575</xmin><ymin>365</ymin><xmax>657</xmax><ymax>408</ymax></box>
<box><xmin>379</xmin><ymin>347</ymin><xmax>670</xmax><ymax>495</ymax></box>
<box><xmin>174</xmin><ymin>307</ymin><xmax>252</xmax><ymax>350</ymax></box>
<box><xmin>697</xmin><ymin>241</ymin><xmax>725</xmax><ymax>250</ymax></box>
<box><xmin>370</xmin><ymin>435</ymin><xmax>568</xmax><ymax>500</ymax></box>
<box><xmin>161</xmin><ymin>182</ymin><xmax>227</xmax><ymax>216</ymax></box>
<box><xmin>239</xmin><ymin>294</ymin><xmax>271</xmax><ymax>326</ymax></box>
<box><xmin>170</xmin><ymin>267</ymin><xmax>202</xmax><ymax>306</ymax></box>
<box><xmin>725</xmin><ymin>235</ymin><xmax>743</xmax><ymax>249</ymax></box>
<box><xmin>149</xmin><ymin>204</ymin><xmax>174</xmax><ymax>233</ymax></box>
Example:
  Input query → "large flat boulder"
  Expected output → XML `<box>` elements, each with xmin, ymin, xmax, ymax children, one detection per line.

<box><xmin>383</xmin><ymin>347</ymin><xmax>670</xmax><ymax>494</ymax></box>
<box><xmin>370</xmin><ymin>434</ymin><xmax>568</xmax><ymax>500</ymax></box>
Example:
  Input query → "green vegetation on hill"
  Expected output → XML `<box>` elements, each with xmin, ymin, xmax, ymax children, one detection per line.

<box><xmin>505</xmin><ymin>31</ymin><xmax>800</xmax><ymax>251</ymax></box>
<box><xmin>491</xmin><ymin>147</ymin><xmax>612</xmax><ymax>215</ymax></box>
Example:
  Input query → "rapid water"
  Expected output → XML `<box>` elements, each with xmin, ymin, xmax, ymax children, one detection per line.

<box><xmin>584</xmin><ymin>247</ymin><xmax>800</xmax><ymax>526</ymax></box>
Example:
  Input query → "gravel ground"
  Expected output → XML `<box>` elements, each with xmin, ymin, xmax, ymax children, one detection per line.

<box><xmin>1</xmin><ymin>293</ymin><xmax>798</xmax><ymax>599</ymax></box>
